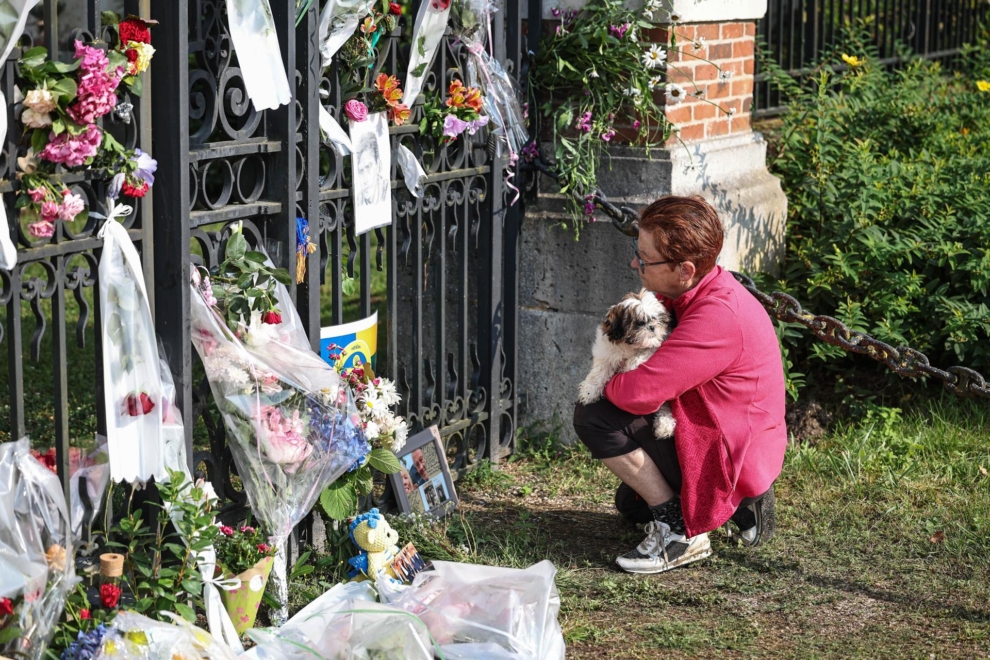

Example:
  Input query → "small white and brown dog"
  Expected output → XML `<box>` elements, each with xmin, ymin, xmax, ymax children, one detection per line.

<box><xmin>578</xmin><ymin>289</ymin><xmax>677</xmax><ymax>438</ymax></box>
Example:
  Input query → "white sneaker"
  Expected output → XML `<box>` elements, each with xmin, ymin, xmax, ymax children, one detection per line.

<box><xmin>615</xmin><ymin>521</ymin><xmax>713</xmax><ymax>574</ymax></box>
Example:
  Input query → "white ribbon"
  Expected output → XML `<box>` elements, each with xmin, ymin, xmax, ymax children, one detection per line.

<box><xmin>400</xmin><ymin>1</ymin><xmax>451</xmax><ymax>107</ymax></box>
<box><xmin>0</xmin><ymin>0</ymin><xmax>43</xmax><ymax>271</ymax></box>
<box><xmin>196</xmin><ymin>545</ymin><xmax>244</xmax><ymax>652</ymax></box>
<box><xmin>395</xmin><ymin>144</ymin><xmax>425</xmax><ymax>198</ymax></box>
<box><xmin>319</xmin><ymin>104</ymin><xmax>352</xmax><ymax>155</ymax></box>
<box><xmin>225</xmin><ymin>0</ymin><xmax>291</xmax><ymax>111</ymax></box>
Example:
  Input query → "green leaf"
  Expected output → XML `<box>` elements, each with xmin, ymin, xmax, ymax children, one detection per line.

<box><xmin>355</xmin><ymin>467</ymin><xmax>374</xmax><ymax>496</ymax></box>
<box><xmin>319</xmin><ymin>480</ymin><xmax>358</xmax><ymax>520</ymax></box>
<box><xmin>51</xmin><ymin>118</ymin><xmax>66</xmax><ymax>136</ymax></box>
<box><xmin>51</xmin><ymin>77</ymin><xmax>78</xmax><ymax>100</ymax></box>
<box><xmin>30</xmin><ymin>129</ymin><xmax>47</xmax><ymax>155</ymax></box>
<box><xmin>0</xmin><ymin>627</ymin><xmax>22</xmax><ymax>644</ymax></box>
<box><xmin>271</xmin><ymin>268</ymin><xmax>292</xmax><ymax>286</ymax></box>
<box><xmin>226</xmin><ymin>231</ymin><xmax>248</xmax><ymax>261</ymax></box>
<box><xmin>47</xmin><ymin>59</ymin><xmax>82</xmax><ymax>74</ymax></box>
<box><xmin>244</xmin><ymin>250</ymin><xmax>268</xmax><ymax>263</ymax></box>
<box><xmin>367</xmin><ymin>447</ymin><xmax>402</xmax><ymax>474</ymax></box>
<box><xmin>180</xmin><ymin>579</ymin><xmax>201</xmax><ymax>595</ymax></box>
<box><xmin>417</xmin><ymin>35</ymin><xmax>426</xmax><ymax>57</ymax></box>
<box><xmin>19</xmin><ymin>47</ymin><xmax>48</xmax><ymax>70</ymax></box>
<box><xmin>101</xmin><ymin>10</ymin><xmax>121</xmax><ymax>26</ymax></box>
<box><xmin>127</xmin><ymin>75</ymin><xmax>144</xmax><ymax>97</ymax></box>
<box><xmin>411</xmin><ymin>62</ymin><xmax>428</xmax><ymax>78</ymax></box>
<box><xmin>174</xmin><ymin>602</ymin><xmax>196</xmax><ymax>622</ymax></box>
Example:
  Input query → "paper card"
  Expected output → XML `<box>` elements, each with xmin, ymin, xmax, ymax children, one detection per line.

<box><xmin>349</xmin><ymin>112</ymin><xmax>392</xmax><ymax>236</ymax></box>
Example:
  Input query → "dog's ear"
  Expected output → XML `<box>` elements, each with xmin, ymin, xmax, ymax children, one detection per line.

<box><xmin>606</xmin><ymin>306</ymin><xmax>628</xmax><ymax>342</ymax></box>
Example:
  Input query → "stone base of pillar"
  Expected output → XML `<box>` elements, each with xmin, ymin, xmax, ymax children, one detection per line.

<box><xmin>518</xmin><ymin>131</ymin><xmax>786</xmax><ymax>440</ymax></box>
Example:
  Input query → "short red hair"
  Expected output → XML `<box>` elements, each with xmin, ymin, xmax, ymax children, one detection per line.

<box><xmin>638</xmin><ymin>196</ymin><xmax>724</xmax><ymax>276</ymax></box>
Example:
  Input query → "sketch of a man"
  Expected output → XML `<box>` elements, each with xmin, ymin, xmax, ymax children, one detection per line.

<box><xmin>355</xmin><ymin>132</ymin><xmax>389</xmax><ymax>207</ymax></box>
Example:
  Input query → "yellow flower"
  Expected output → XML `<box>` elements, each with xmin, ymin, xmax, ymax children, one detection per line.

<box><xmin>977</xmin><ymin>80</ymin><xmax>990</xmax><ymax>92</ymax></box>
<box><xmin>841</xmin><ymin>53</ymin><xmax>865</xmax><ymax>67</ymax></box>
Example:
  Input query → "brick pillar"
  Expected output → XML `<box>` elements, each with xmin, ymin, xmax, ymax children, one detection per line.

<box><xmin>663</xmin><ymin>21</ymin><xmax>757</xmax><ymax>142</ymax></box>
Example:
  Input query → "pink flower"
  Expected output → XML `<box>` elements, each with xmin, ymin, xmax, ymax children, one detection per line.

<box><xmin>442</xmin><ymin>114</ymin><xmax>469</xmax><ymax>139</ymax></box>
<box><xmin>28</xmin><ymin>188</ymin><xmax>46</xmax><ymax>203</ymax></box>
<box><xmin>58</xmin><ymin>192</ymin><xmax>85</xmax><ymax>221</ymax></box>
<box><xmin>576</xmin><ymin>111</ymin><xmax>593</xmax><ymax>133</ymax></box>
<box><xmin>633</xmin><ymin>120</ymin><xmax>642</xmax><ymax>130</ymax></box>
<box><xmin>257</xmin><ymin>543</ymin><xmax>271</xmax><ymax>553</ymax></box>
<box><xmin>40</xmin><ymin>124</ymin><xmax>102</xmax><ymax>167</ymax></box>
<box><xmin>200</xmin><ymin>275</ymin><xmax>217</xmax><ymax>306</ymax></box>
<box><xmin>40</xmin><ymin>201</ymin><xmax>60</xmax><ymax>222</ymax></box>
<box><xmin>601</xmin><ymin>129</ymin><xmax>616</xmax><ymax>142</ymax></box>
<box><xmin>260</xmin><ymin>407</ymin><xmax>312</xmax><ymax>473</ymax></box>
<box><xmin>220</xmin><ymin>525</ymin><xmax>235</xmax><ymax>536</ymax></box>
<box><xmin>68</xmin><ymin>41</ymin><xmax>122</xmax><ymax>125</ymax></box>
<box><xmin>344</xmin><ymin>99</ymin><xmax>368</xmax><ymax>122</ymax></box>
<box><xmin>240</xmin><ymin>525</ymin><xmax>255</xmax><ymax>534</ymax></box>
<box><xmin>74</xmin><ymin>40</ymin><xmax>109</xmax><ymax>71</ymax></box>
<box><xmin>609</xmin><ymin>23</ymin><xmax>630</xmax><ymax>39</ymax></box>
<box><xmin>28</xmin><ymin>221</ymin><xmax>54</xmax><ymax>238</ymax></box>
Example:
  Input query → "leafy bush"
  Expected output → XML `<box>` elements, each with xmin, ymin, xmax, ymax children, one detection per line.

<box><xmin>759</xmin><ymin>23</ymin><xmax>990</xmax><ymax>403</ymax></box>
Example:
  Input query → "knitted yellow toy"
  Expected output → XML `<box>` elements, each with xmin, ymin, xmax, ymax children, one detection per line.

<box><xmin>347</xmin><ymin>508</ymin><xmax>400</xmax><ymax>579</ymax></box>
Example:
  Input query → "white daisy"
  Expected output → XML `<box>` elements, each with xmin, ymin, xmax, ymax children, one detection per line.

<box><xmin>719</xmin><ymin>69</ymin><xmax>735</xmax><ymax>82</ymax></box>
<box><xmin>623</xmin><ymin>86</ymin><xmax>643</xmax><ymax>98</ymax></box>
<box><xmin>391</xmin><ymin>421</ymin><xmax>409</xmax><ymax>452</ymax></box>
<box><xmin>694</xmin><ymin>37</ymin><xmax>706</xmax><ymax>51</ymax></box>
<box><xmin>665</xmin><ymin>82</ymin><xmax>687</xmax><ymax>105</ymax></box>
<box><xmin>643</xmin><ymin>0</ymin><xmax>663</xmax><ymax>20</ymax></box>
<box><xmin>364</xmin><ymin>420</ymin><xmax>381</xmax><ymax>440</ymax></box>
<box><xmin>642</xmin><ymin>44</ymin><xmax>667</xmax><ymax>69</ymax></box>
<box><xmin>648</xmin><ymin>75</ymin><xmax>664</xmax><ymax>91</ymax></box>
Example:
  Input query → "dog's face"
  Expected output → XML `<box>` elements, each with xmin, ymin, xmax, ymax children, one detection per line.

<box><xmin>601</xmin><ymin>289</ymin><xmax>671</xmax><ymax>349</ymax></box>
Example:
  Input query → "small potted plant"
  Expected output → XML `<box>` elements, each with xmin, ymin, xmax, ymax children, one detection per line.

<box><xmin>214</xmin><ymin>523</ymin><xmax>277</xmax><ymax>635</ymax></box>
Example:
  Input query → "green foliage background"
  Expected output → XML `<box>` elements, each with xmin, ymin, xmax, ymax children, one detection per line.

<box><xmin>759</xmin><ymin>22</ymin><xmax>990</xmax><ymax>404</ymax></box>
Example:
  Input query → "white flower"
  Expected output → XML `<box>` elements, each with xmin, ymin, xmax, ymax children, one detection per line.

<box><xmin>24</xmin><ymin>89</ymin><xmax>56</xmax><ymax>114</ymax></box>
<box><xmin>391</xmin><ymin>421</ymin><xmax>408</xmax><ymax>452</ymax></box>
<box><xmin>243</xmin><ymin>311</ymin><xmax>279</xmax><ymax>347</ymax></box>
<box><xmin>642</xmin><ymin>44</ymin><xmax>667</xmax><ymax>69</ymax></box>
<box><xmin>377</xmin><ymin>379</ymin><xmax>400</xmax><ymax>406</ymax></box>
<box><xmin>643</xmin><ymin>0</ymin><xmax>663</xmax><ymax>20</ymax></box>
<box><xmin>648</xmin><ymin>75</ymin><xmax>664</xmax><ymax>91</ymax></box>
<box><xmin>694</xmin><ymin>37</ymin><xmax>706</xmax><ymax>51</ymax></box>
<box><xmin>669</xmin><ymin>13</ymin><xmax>682</xmax><ymax>23</ymax></box>
<box><xmin>589</xmin><ymin>70</ymin><xmax>599</xmax><ymax>79</ymax></box>
<box><xmin>727</xmin><ymin>107</ymin><xmax>736</xmax><ymax>116</ymax></box>
<box><xmin>623</xmin><ymin>87</ymin><xmax>642</xmax><ymax>98</ymax></box>
<box><xmin>364</xmin><ymin>420</ymin><xmax>381</xmax><ymax>440</ymax></box>
<box><xmin>21</xmin><ymin>108</ymin><xmax>52</xmax><ymax>129</ymax></box>
<box><xmin>718</xmin><ymin>69</ymin><xmax>735</xmax><ymax>82</ymax></box>
<box><xmin>665</xmin><ymin>82</ymin><xmax>687</xmax><ymax>105</ymax></box>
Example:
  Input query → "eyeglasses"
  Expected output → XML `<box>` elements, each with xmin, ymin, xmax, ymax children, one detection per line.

<box><xmin>633</xmin><ymin>240</ymin><xmax>675</xmax><ymax>274</ymax></box>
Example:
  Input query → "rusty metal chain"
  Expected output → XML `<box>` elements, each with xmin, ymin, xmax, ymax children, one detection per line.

<box><xmin>523</xmin><ymin>155</ymin><xmax>990</xmax><ymax>401</ymax></box>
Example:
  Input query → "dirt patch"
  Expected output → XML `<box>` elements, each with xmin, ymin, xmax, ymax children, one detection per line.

<box><xmin>786</xmin><ymin>399</ymin><xmax>833</xmax><ymax>444</ymax></box>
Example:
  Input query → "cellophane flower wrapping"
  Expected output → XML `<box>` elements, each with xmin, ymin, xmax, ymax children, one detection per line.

<box><xmin>93</xmin><ymin>611</ymin><xmax>239</xmax><ymax>660</ymax></box>
<box><xmin>0</xmin><ymin>438</ymin><xmax>76</xmax><ymax>660</ymax></box>
<box><xmin>244</xmin><ymin>582</ymin><xmax>434</xmax><ymax>660</ymax></box>
<box><xmin>189</xmin><ymin>258</ymin><xmax>369</xmax><ymax>622</ymax></box>
<box><xmin>381</xmin><ymin>560</ymin><xmax>566</xmax><ymax>660</ymax></box>
<box><xmin>451</xmin><ymin>0</ymin><xmax>529</xmax><ymax>157</ymax></box>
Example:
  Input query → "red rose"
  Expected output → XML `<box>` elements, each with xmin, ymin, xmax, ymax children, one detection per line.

<box><xmin>388</xmin><ymin>2</ymin><xmax>402</xmax><ymax>14</ymax></box>
<box><xmin>99</xmin><ymin>583</ymin><xmax>121</xmax><ymax>609</ymax></box>
<box><xmin>0</xmin><ymin>598</ymin><xmax>13</xmax><ymax>617</ymax></box>
<box><xmin>79</xmin><ymin>608</ymin><xmax>91</xmax><ymax>620</ymax></box>
<box><xmin>118</xmin><ymin>18</ymin><xmax>151</xmax><ymax>45</ymax></box>
<box><xmin>121</xmin><ymin>181</ymin><xmax>149</xmax><ymax>198</ymax></box>
<box><xmin>139</xmin><ymin>392</ymin><xmax>155</xmax><ymax>415</ymax></box>
<box><xmin>31</xmin><ymin>448</ymin><xmax>58</xmax><ymax>474</ymax></box>
<box><xmin>262</xmin><ymin>311</ymin><xmax>282</xmax><ymax>325</ymax></box>
<box><xmin>126</xmin><ymin>48</ymin><xmax>139</xmax><ymax>62</ymax></box>
<box><xmin>257</xmin><ymin>543</ymin><xmax>270</xmax><ymax>554</ymax></box>
<box><xmin>124</xmin><ymin>394</ymin><xmax>140</xmax><ymax>416</ymax></box>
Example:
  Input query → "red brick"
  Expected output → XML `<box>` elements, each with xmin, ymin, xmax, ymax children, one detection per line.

<box><xmin>722</xmin><ymin>60</ymin><xmax>745</xmax><ymax>75</ymax></box>
<box><xmin>665</xmin><ymin>104</ymin><xmax>693</xmax><ymax>124</ymax></box>
<box><xmin>721</xmin><ymin>23</ymin><xmax>745</xmax><ymax>39</ymax></box>
<box><xmin>742</xmin><ymin>97</ymin><xmax>753</xmax><ymax>112</ymax></box>
<box><xmin>721</xmin><ymin>98</ymin><xmax>742</xmax><ymax>115</ymax></box>
<box><xmin>693</xmin><ymin>102</ymin><xmax>719</xmax><ymax>120</ymax></box>
<box><xmin>694</xmin><ymin>24</ymin><xmax>720</xmax><ymax>41</ymax></box>
<box><xmin>667</xmin><ymin>64</ymin><xmax>695</xmax><ymax>85</ymax></box>
<box><xmin>675</xmin><ymin>25</ymin><xmax>696</xmax><ymax>40</ymax></box>
<box><xmin>743</xmin><ymin>58</ymin><xmax>755</xmax><ymax>75</ymax></box>
<box><xmin>731</xmin><ymin>78</ymin><xmax>754</xmax><ymax>97</ymax></box>
<box><xmin>709</xmin><ymin>42</ymin><xmax>732</xmax><ymax>60</ymax></box>
<box><xmin>642</xmin><ymin>27</ymin><xmax>670</xmax><ymax>43</ymax></box>
<box><xmin>744</xmin><ymin>22</ymin><xmax>756</xmax><ymax>37</ymax></box>
<box><xmin>732</xmin><ymin>39</ymin><xmax>755</xmax><ymax>58</ymax></box>
<box><xmin>693</xmin><ymin>63</ymin><xmax>720</xmax><ymax>81</ymax></box>
<box><xmin>706</xmin><ymin>81</ymin><xmax>731</xmax><ymax>99</ymax></box>
<box><xmin>708</xmin><ymin>119</ymin><xmax>730</xmax><ymax>137</ymax></box>
<box><xmin>676</xmin><ymin>123</ymin><xmax>706</xmax><ymax>142</ymax></box>
<box><xmin>732</xmin><ymin>115</ymin><xmax>752</xmax><ymax>133</ymax></box>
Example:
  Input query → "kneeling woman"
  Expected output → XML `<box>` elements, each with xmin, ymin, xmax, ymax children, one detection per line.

<box><xmin>573</xmin><ymin>196</ymin><xmax>787</xmax><ymax>574</ymax></box>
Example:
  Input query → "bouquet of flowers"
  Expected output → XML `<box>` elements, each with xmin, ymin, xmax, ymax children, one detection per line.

<box><xmin>189</xmin><ymin>222</ymin><xmax>369</xmax><ymax>623</ymax></box>
<box><xmin>342</xmin><ymin>73</ymin><xmax>412</xmax><ymax>127</ymax></box>
<box><xmin>0</xmin><ymin>438</ymin><xmax>75</xmax><ymax>660</ymax></box>
<box><xmin>86</xmin><ymin>611</ymin><xmax>239</xmax><ymax>660</ymax></box>
<box><xmin>420</xmin><ymin>79</ymin><xmax>490</xmax><ymax>145</ymax></box>
<box><xmin>319</xmin><ymin>351</ymin><xmax>408</xmax><ymax>520</ymax></box>
<box><xmin>213</xmin><ymin>523</ymin><xmax>278</xmax><ymax>634</ymax></box>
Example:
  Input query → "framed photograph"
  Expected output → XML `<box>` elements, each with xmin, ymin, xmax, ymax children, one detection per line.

<box><xmin>388</xmin><ymin>425</ymin><xmax>458</xmax><ymax>516</ymax></box>
<box><xmin>349</xmin><ymin>111</ymin><xmax>392</xmax><ymax>236</ymax></box>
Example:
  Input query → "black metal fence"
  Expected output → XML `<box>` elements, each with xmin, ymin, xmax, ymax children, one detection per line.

<box><xmin>1</xmin><ymin>0</ymin><xmax>523</xmax><ymax>522</ymax></box>
<box><xmin>755</xmin><ymin>0</ymin><xmax>989</xmax><ymax>116</ymax></box>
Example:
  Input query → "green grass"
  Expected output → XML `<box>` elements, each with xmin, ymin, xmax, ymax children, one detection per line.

<box><xmin>350</xmin><ymin>396</ymin><xmax>990</xmax><ymax>659</ymax></box>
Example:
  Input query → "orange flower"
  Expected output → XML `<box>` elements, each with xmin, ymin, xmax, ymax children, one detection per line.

<box><xmin>361</xmin><ymin>16</ymin><xmax>377</xmax><ymax>34</ymax></box>
<box><xmin>447</xmin><ymin>80</ymin><xmax>465</xmax><ymax>96</ymax></box>
<box><xmin>464</xmin><ymin>87</ymin><xmax>483</xmax><ymax>113</ymax></box>
<box><xmin>389</xmin><ymin>103</ymin><xmax>411</xmax><ymax>126</ymax></box>
<box><xmin>375</xmin><ymin>74</ymin><xmax>403</xmax><ymax>106</ymax></box>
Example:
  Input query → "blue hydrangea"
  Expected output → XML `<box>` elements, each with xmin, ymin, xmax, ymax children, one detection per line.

<box><xmin>61</xmin><ymin>623</ymin><xmax>108</xmax><ymax>660</ymax></box>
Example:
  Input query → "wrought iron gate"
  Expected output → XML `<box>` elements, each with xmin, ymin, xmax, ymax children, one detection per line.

<box><xmin>0</xmin><ymin>0</ymin><xmax>524</xmax><ymax>515</ymax></box>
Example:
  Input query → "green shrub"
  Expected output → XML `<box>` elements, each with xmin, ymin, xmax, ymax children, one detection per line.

<box><xmin>759</xmin><ymin>23</ymin><xmax>990</xmax><ymax>403</ymax></box>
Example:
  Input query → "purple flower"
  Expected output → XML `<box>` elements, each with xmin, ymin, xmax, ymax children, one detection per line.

<box><xmin>601</xmin><ymin>128</ymin><xmax>616</xmax><ymax>142</ymax></box>
<box><xmin>633</xmin><ymin>119</ymin><xmax>642</xmax><ymax>130</ymax></box>
<box><xmin>108</xmin><ymin>172</ymin><xmax>126</xmax><ymax>199</ymax></box>
<box><xmin>465</xmin><ymin>115</ymin><xmax>490</xmax><ymax>135</ymax></box>
<box><xmin>584</xmin><ymin>195</ymin><xmax>596</xmax><ymax>216</ymax></box>
<box><xmin>132</xmin><ymin>149</ymin><xmax>157</xmax><ymax>185</ymax></box>
<box><xmin>521</xmin><ymin>142</ymin><xmax>540</xmax><ymax>162</ymax></box>
<box><xmin>609</xmin><ymin>23</ymin><xmax>630</xmax><ymax>39</ymax></box>
<box><xmin>576</xmin><ymin>111</ymin><xmax>593</xmax><ymax>133</ymax></box>
<box><xmin>551</xmin><ymin>7</ymin><xmax>560</xmax><ymax>17</ymax></box>
<box><xmin>442</xmin><ymin>114</ymin><xmax>469</xmax><ymax>138</ymax></box>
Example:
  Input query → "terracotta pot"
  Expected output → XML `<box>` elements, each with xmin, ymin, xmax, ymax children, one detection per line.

<box><xmin>219</xmin><ymin>555</ymin><xmax>274</xmax><ymax>635</ymax></box>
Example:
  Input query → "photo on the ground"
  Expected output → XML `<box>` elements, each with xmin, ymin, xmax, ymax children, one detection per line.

<box><xmin>388</xmin><ymin>425</ymin><xmax>458</xmax><ymax>516</ymax></box>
